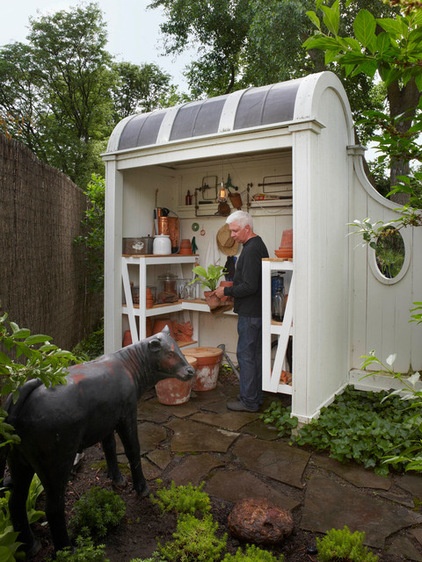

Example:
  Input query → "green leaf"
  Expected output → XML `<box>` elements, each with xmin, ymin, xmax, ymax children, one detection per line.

<box><xmin>377</xmin><ymin>16</ymin><xmax>407</xmax><ymax>37</ymax></box>
<box><xmin>376</xmin><ymin>32</ymin><xmax>393</xmax><ymax>58</ymax></box>
<box><xmin>10</xmin><ymin>328</ymin><xmax>31</xmax><ymax>339</ymax></box>
<box><xmin>321</xmin><ymin>0</ymin><xmax>340</xmax><ymax>36</ymax></box>
<box><xmin>306</xmin><ymin>10</ymin><xmax>321</xmax><ymax>31</ymax></box>
<box><xmin>353</xmin><ymin>9</ymin><xmax>376</xmax><ymax>51</ymax></box>
<box><xmin>24</xmin><ymin>334</ymin><xmax>53</xmax><ymax>345</ymax></box>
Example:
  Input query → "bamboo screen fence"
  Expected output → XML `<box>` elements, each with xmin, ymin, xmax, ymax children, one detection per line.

<box><xmin>0</xmin><ymin>134</ymin><xmax>102</xmax><ymax>351</ymax></box>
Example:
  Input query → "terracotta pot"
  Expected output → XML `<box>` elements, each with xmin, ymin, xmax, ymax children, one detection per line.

<box><xmin>180</xmin><ymin>239</ymin><xmax>192</xmax><ymax>249</ymax></box>
<box><xmin>279</xmin><ymin>229</ymin><xmax>293</xmax><ymax>250</ymax></box>
<box><xmin>276</xmin><ymin>229</ymin><xmax>293</xmax><ymax>259</ymax></box>
<box><xmin>146</xmin><ymin>287</ymin><xmax>154</xmax><ymax>308</ymax></box>
<box><xmin>152</xmin><ymin>318</ymin><xmax>174</xmax><ymax>338</ymax></box>
<box><xmin>183</xmin><ymin>347</ymin><xmax>223</xmax><ymax>391</ymax></box>
<box><xmin>274</xmin><ymin>248</ymin><xmax>293</xmax><ymax>259</ymax></box>
<box><xmin>155</xmin><ymin>356</ymin><xmax>197</xmax><ymax>405</ymax></box>
<box><xmin>204</xmin><ymin>290</ymin><xmax>222</xmax><ymax>310</ymax></box>
<box><xmin>122</xmin><ymin>330</ymin><xmax>132</xmax><ymax>347</ymax></box>
<box><xmin>219</xmin><ymin>281</ymin><xmax>233</xmax><ymax>303</ymax></box>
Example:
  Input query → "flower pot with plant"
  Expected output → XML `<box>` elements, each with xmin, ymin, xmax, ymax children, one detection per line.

<box><xmin>190</xmin><ymin>264</ymin><xmax>228</xmax><ymax>309</ymax></box>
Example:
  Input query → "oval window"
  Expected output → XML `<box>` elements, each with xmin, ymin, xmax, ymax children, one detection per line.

<box><xmin>374</xmin><ymin>226</ymin><xmax>405</xmax><ymax>279</ymax></box>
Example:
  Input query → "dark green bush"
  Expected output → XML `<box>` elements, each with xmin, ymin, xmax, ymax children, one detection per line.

<box><xmin>69</xmin><ymin>487</ymin><xmax>126</xmax><ymax>539</ymax></box>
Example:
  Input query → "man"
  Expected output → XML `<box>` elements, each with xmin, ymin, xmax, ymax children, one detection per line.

<box><xmin>214</xmin><ymin>210</ymin><xmax>269</xmax><ymax>412</ymax></box>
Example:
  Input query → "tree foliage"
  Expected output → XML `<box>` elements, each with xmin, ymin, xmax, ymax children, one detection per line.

<box><xmin>111</xmin><ymin>61</ymin><xmax>173</xmax><ymax>120</ymax></box>
<box><xmin>304</xmin><ymin>0</ymin><xmax>422</xmax><ymax>191</ymax></box>
<box><xmin>0</xmin><ymin>3</ymin><xmax>114</xmax><ymax>187</ymax></box>
<box><xmin>0</xmin><ymin>3</ymin><xmax>175</xmax><ymax>188</ymax></box>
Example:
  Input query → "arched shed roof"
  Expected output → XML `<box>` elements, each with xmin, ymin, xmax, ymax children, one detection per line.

<box><xmin>106</xmin><ymin>72</ymin><xmax>353</xmax><ymax>154</ymax></box>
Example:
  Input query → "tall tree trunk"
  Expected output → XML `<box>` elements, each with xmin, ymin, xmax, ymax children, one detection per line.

<box><xmin>387</xmin><ymin>77</ymin><xmax>420</xmax><ymax>204</ymax></box>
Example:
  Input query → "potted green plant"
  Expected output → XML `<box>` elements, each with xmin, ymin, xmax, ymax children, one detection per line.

<box><xmin>190</xmin><ymin>264</ymin><xmax>228</xmax><ymax>292</ymax></box>
<box><xmin>190</xmin><ymin>264</ymin><xmax>228</xmax><ymax>309</ymax></box>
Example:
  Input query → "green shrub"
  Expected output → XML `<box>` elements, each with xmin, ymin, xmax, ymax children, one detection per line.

<box><xmin>130</xmin><ymin>552</ymin><xmax>165</xmax><ymax>562</ymax></box>
<box><xmin>223</xmin><ymin>543</ymin><xmax>285</xmax><ymax>561</ymax></box>
<box><xmin>157</xmin><ymin>513</ymin><xmax>227</xmax><ymax>561</ymax></box>
<box><xmin>72</xmin><ymin>326</ymin><xmax>104</xmax><ymax>361</ymax></box>
<box><xmin>151</xmin><ymin>480</ymin><xmax>211</xmax><ymax>516</ymax></box>
<box><xmin>54</xmin><ymin>536</ymin><xmax>109</xmax><ymax>561</ymax></box>
<box><xmin>69</xmin><ymin>487</ymin><xmax>126</xmax><ymax>539</ymax></box>
<box><xmin>316</xmin><ymin>526</ymin><xmax>378</xmax><ymax>562</ymax></box>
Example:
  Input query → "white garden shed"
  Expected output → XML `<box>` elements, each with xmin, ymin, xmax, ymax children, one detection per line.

<box><xmin>103</xmin><ymin>70</ymin><xmax>422</xmax><ymax>423</ymax></box>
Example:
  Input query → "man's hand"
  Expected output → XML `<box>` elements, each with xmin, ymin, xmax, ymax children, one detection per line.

<box><xmin>214</xmin><ymin>286</ymin><xmax>225</xmax><ymax>298</ymax></box>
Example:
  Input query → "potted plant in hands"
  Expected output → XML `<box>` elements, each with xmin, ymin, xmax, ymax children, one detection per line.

<box><xmin>190</xmin><ymin>264</ymin><xmax>228</xmax><ymax>309</ymax></box>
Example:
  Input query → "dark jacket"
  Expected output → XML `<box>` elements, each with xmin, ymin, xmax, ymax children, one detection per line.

<box><xmin>224</xmin><ymin>236</ymin><xmax>269</xmax><ymax>317</ymax></box>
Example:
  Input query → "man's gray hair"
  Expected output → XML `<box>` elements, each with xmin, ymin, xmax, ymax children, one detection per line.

<box><xmin>226</xmin><ymin>210</ymin><xmax>253</xmax><ymax>230</ymax></box>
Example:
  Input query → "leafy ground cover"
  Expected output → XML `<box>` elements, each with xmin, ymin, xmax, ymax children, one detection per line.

<box><xmin>262</xmin><ymin>385</ymin><xmax>422</xmax><ymax>477</ymax></box>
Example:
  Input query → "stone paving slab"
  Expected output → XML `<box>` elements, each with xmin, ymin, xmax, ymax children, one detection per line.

<box><xmin>190</xmin><ymin>410</ymin><xmax>260</xmax><ymax>432</ymax></box>
<box><xmin>166</xmin><ymin>418</ymin><xmax>239</xmax><ymax>453</ymax></box>
<box><xmin>116</xmin><ymin>421</ymin><xmax>167</xmax><ymax>455</ymax></box>
<box><xmin>165</xmin><ymin>453</ymin><xmax>225</xmax><ymax>486</ymax></box>
<box><xmin>301</xmin><ymin>475</ymin><xmax>422</xmax><ymax>549</ymax></box>
<box><xmin>388</xmin><ymin>534</ymin><xmax>422</xmax><ymax>561</ymax></box>
<box><xmin>204</xmin><ymin>468</ymin><xmax>300</xmax><ymax>512</ymax></box>
<box><xmin>233</xmin><ymin>434</ymin><xmax>310</xmax><ymax>489</ymax></box>
<box><xmin>397</xmin><ymin>473</ymin><xmax>422</xmax><ymax>497</ymax></box>
<box><xmin>313</xmin><ymin>454</ymin><xmax>392</xmax><ymax>490</ymax></box>
<box><xmin>146</xmin><ymin>449</ymin><xmax>173</xmax><ymax>471</ymax></box>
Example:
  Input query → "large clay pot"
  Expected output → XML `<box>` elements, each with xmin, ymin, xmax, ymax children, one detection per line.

<box><xmin>155</xmin><ymin>356</ymin><xmax>197</xmax><ymax>405</ymax></box>
<box><xmin>183</xmin><ymin>347</ymin><xmax>223</xmax><ymax>391</ymax></box>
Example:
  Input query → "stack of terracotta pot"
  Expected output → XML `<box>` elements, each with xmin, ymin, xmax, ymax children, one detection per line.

<box><xmin>275</xmin><ymin>229</ymin><xmax>293</xmax><ymax>259</ymax></box>
<box><xmin>146</xmin><ymin>287</ymin><xmax>154</xmax><ymax>308</ymax></box>
<box><xmin>179</xmin><ymin>239</ymin><xmax>193</xmax><ymax>255</ymax></box>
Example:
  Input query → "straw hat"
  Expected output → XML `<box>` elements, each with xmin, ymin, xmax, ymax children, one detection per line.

<box><xmin>216</xmin><ymin>224</ymin><xmax>239</xmax><ymax>256</ymax></box>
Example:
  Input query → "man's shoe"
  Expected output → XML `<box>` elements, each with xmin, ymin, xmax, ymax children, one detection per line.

<box><xmin>227</xmin><ymin>400</ymin><xmax>259</xmax><ymax>413</ymax></box>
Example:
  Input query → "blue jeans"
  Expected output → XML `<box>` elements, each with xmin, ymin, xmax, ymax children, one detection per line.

<box><xmin>237</xmin><ymin>316</ymin><xmax>263</xmax><ymax>410</ymax></box>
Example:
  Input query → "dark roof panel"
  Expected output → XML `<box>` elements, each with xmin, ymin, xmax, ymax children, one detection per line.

<box><xmin>234</xmin><ymin>82</ymin><xmax>299</xmax><ymax>130</ymax></box>
<box><xmin>114</xmin><ymin>80</ymin><xmax>301</xmax><ymax>152</ymax></box>
<box><xmin>118</xmin><ymin>111</ymin><xmax>166</xmax><ymax>150</ymax></box>
<box><xmin>170</xmin><ymin>97</ymin><xmax>227</xmax><ymax>140</ymax></box>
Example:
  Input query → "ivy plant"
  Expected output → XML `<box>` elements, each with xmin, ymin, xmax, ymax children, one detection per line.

<box><xmin>276</xmin><ymin>385</ymin><xmax>422</xmax><ymax>476</ymax></box>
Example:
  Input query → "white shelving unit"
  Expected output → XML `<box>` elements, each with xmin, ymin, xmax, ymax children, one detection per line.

<box><xmin>122</xmin><ymin>254</ymin><xmax>209</xmax><ymax>343</ymax></box>
<box><xmin>262</xmin><ymin>258</ymin><xmax>294</xmax><ymax>395</ymax></box>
